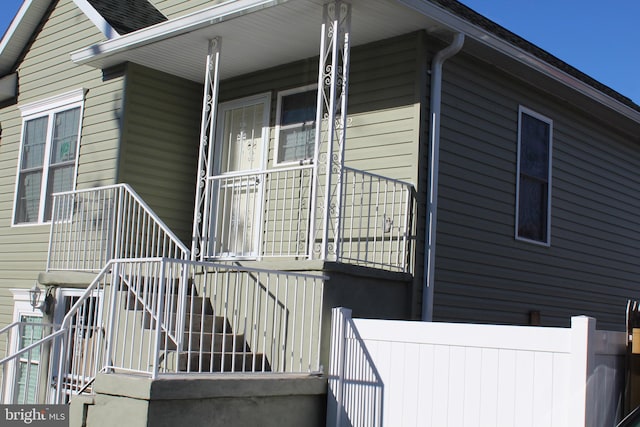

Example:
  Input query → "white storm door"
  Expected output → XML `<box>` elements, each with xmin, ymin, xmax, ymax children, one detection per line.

<box><xmin>50</xmin><ymin>288</ymin><xmax>103</xmax><ymax>402</ymax></box>
<box><xmin>211</xmin><ymin>93</ymin><xmax>270</xmax><ymax>258</ymax></box>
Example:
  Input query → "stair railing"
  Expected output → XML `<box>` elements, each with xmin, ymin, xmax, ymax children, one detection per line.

<box><xmin>2</xmin><ymin>257</ymin><xmax>328</xmax><ymax>403</ymax></box>
<box><xmin>168</xmin><ymin>259</ymin><xmax>327</xmax><ymax>375</ymax></box>
<box><xmin>52</xmin><ymin>258</ymin><xmax>183</xmax><ymax>400</ymax></box>
<box><xmin>48</xmin><ymin>184</ymin><xmax>190</xmax><ymax>272</ymax></box>
<box><xmin>88</xmin><ymin>258</ymin><xmax>327</xmax><ymax>377</ymax></box>
<box><xmin>53</xmin><ymin>262</ymin><xmax>112</xmax><ymax>403</ymax></box>
<box><xmin>102</xmin><ymin>258</ymin><xmax>181</xmax><ymax>379</ymax></box>
<box><xmin>0</xmin><ymin>322</ymin><xmax>60</xmax><ymax>404</ymax></box>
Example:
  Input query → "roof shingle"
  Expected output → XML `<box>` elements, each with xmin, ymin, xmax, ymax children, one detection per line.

<box><xmin>87</xmin><ymin>0</ymin><xmax>167</xmax><ymax>35</ymax></box>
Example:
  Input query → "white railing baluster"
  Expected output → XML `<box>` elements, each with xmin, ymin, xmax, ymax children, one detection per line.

<box><xmin>48</xmin><ymin>184</ymin><xmax>190</xmax><ymax>271</ymax></box>
<box><xmin>0</xmin><ymin>259</ymin><xmax>296</xmax><ymax>401</ymax></box>
<box><xmin>337</xmin><ymin>167</ymin><xmax>414</xmax><ymax>272</ymax></box>
<box><xmin>276</xmin><ymin>172</ymin><xmax>284</xmax><ymax>256</ymax></box>
<box><xmin>207</xmin><ymin>165</ymin><xmax>314</xmax><ymax>260</ymax></box>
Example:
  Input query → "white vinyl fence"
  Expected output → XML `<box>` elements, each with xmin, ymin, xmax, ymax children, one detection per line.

<box><xmin>327</xmin><ymin>308</ymin><xmax>626</xmax><ymax>427</ymax></box>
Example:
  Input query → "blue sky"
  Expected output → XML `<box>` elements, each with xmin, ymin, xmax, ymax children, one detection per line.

<box><xmin>0</xmin><ymin>0</ymin><xmax>22</xmax><ymax>41</ymax></box>
<box><xmin>457</xmin><ymin>0</ymin><xmax>640</xmax><ymax>104</ymax></box>
<box><xmin>0</xmin><ymin>0</ymin><xmax>639</xmax><ymax>104</ymax></box>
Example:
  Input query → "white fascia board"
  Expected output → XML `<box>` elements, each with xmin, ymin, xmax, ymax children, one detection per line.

<box><xmin>72</xmin><ymin>0</ymin><xmax>120</xmax><ymax>39</ymax></box>
<box><xmin>70</xmin><ymin>0</ymin><xmax>286</xmax><ymax>65</ymax></box>
<box><xmin>0</xmin><ymin>0</ymin><xmax>34</xmax><ymax>55</ymax></box>
<box><xmin>0</xmin><ymin>0</ymin><xmax>54</xmax><ymax>75</ymax></box>
<box><xmin>397</xmin><ymin>0</ymin><xmax>640</xmax><ymax>124</ymax></box>
<box><xmin>0</xmin><ymin>72</ymin><xmax>17</xmax><ymax>102</ymax></box>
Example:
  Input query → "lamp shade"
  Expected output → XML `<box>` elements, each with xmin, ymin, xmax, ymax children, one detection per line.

<box><xmin>29</xmin><ymin>283</ymin><xmax>42</xmax><ymax>310</ymax></box>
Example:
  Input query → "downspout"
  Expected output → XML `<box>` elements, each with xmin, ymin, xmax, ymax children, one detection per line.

<box><xmin>422</xmin><ymin>33</ymin><xmax>464</xmax><ymax>321</ymax></box>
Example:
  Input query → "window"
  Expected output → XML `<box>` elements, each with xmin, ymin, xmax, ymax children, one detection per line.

<box><xmin>6</xmin><ymin>290</ymin><xmax>45</xmax><ymax>404</ymax></box>
<box><xmin>516</xmin><ymin>106</ymin><xmax>552</xmax><ymax>244</ymax></box>
<box><xmin>275</xmin><ymin>85</ymin><xmax>317</xmax><ymax>164</ymax></box>
<box><xmin>14</xmin><ymin>89</ymin><xmax>84</xmax><ymax>224</ymax></box>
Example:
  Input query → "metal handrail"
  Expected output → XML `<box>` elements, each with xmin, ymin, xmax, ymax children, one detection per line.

<box><xmin>205</xmin><ymin>165</ymin><xmax>314</xmax><ymax>259</ymax></box>
<box><xmin>0</xmin><ymin>329</ymin><xmax>64</xmax><ymax>366</ymax></box>
<box><xmin>0</xmin><ymin>322</ymin><xmax>61</xmax><ymax>404</ymax></box>
<box><xmin>96</xmin><ymin>258</ymin><xmax>328</xmax><ymax>377</ymax></box>
<box><xmin>339</xmin><ymin>166</ymin><xmax>414</xmax><ymax>272</ymax></box>
<box><xmin>48</xmin><ymin>184</ymin><xmax>190</xmax><ymax>271</ymax></box>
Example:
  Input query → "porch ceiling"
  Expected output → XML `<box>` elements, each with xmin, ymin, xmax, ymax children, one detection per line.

<box><xmin>71</xmin><ymin>0</ymin><xmax>640</xmax><ymax>129</ymax></box>
<box><xmin>71</xmin><ymin>0</ymin><xmax>442</xmax><ymax>82</ymax></box>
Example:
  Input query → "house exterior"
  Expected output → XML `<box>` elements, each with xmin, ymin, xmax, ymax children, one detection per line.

<box><xmin>0</xmin><ymin>0</ymin><xmax>639</xmax><ymax>424</ymax></box>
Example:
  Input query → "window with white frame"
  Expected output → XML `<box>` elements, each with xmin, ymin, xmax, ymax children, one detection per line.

<box><xmin>14</xmin><ymin>89</ymin><xmax>84</xmax><ymax>224</ymax></box>
<box><xmin>275</xmin><ymin>85</ymin><xmax>317</xmax><ymax>164</ymax></box>
<box><xmin>6</xmin><ymin>290</ymin><xmax>45</xmax><ymax>404</ymax></box>
<box><xmin>515</xmin><ymin>106</ymin><xmax>552</xmax><ymax>244</ymax></box>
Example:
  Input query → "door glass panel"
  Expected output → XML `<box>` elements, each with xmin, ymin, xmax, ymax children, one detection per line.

<box><xmin>211</xmin><ymin>99</ymin><xmax>268</xmax><ymax>257</ymax></box>
<box><xmin>16</xmin><ymin>315</ymin><xmax>43</xmax><ymax>404</ymax></box>
<box><xmin>219</xmin><ymin>103</ymin><xmax>264</xmax><ymax>174</ymax></box>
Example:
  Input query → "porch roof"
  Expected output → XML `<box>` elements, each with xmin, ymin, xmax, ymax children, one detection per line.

<box><xmin>70</xmin><ymin>0</ymin><xmax>640</xmax><ymax>127</ymax></box>
<box><xmin>70</xmin><ymin>0</ymin><xmax>438</xmax><ymax>82</ymax></box>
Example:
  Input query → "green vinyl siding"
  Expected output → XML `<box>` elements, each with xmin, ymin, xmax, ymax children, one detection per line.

<box><xmin>118</xmin><ymin>63</ymin><xmax>202</xmax><ymax>244</ymax></box>
<box><xmin>219</xmin><ymin>32</ymin><xmax>424</xmax><ymax>184</ymax></box>
<box><xmin>432</xmin><ymin>49</ymin><xmax>640</xmax><ymax>330</ymax></box>
<box><xmin>0</xmin><ymin>0</ymin><xmax>123</xmax><ymax>337</ymax></box>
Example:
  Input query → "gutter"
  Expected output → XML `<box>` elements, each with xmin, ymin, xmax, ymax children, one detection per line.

<box><xmin>422</xmin><ymin>32</ymin><xmax>464</xmax><ymax>322</ymax></box>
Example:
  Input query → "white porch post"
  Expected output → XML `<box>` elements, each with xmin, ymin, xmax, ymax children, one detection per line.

<box><xmin>192</xmin><ymin>38</ymin><xmax>222</xmax><ymax>261</ymax></box>
<box><xmin>311</xmin><ymin>1</ymin><xmax>351</xmax><ymax>261</ymax></box>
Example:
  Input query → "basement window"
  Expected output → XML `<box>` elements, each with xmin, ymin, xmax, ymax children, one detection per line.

<box><xmin>13</xmin><ymin>89</ymin><xmax>85</xmax><ymax>225</ymax></box>
<box><xmin>515</xmin><ymin>106</ymin><xmax>552</xmax><ymax>245</ymax></box>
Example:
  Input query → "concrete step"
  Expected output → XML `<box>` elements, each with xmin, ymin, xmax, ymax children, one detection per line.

<box><xmin>141</xmin><ymin>311</ymin><xmax>226</xmax><ymax>332</ymax></box>
<box><xmin>177</xmin><ymin>351</ymin><xmax>271</xmax><ymax>373</ymax></box>
<box><xmin>164</xmin><ymin>332</ymin><xmax>248</xmax><ymax>352</ymax></box>
<box><xmin>126</xmin><ymin>295</ymin><xmax>213</xmax><ymax>315</ymax></box>
<box><xmin>118</xmin><ymin>276</ymin><xmax>192</xmax><ymax>293</ymax></box>
<box><xmin>184</xmin><ymin>314</ymin><xmax>230</xmax><ymax>333</ymax></box>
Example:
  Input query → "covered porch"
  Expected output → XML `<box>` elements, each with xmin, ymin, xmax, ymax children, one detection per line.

<box><xmin>70</xmin><ymin>0</ymin><xmax>436</xmax><ymax>274</ymax></box>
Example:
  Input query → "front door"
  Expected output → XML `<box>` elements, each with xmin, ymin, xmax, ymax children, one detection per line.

<box><xmin>209</xmin><ymin>93</ymin><xmax>270</xmax><ymax>258</ymax></box>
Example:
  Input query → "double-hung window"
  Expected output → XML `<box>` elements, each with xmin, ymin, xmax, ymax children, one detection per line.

<box><xmin>14</xmin><ymin>89</ymin><xmax>84</xmax><ymax>225</ymax></box>
<box><xmin>515</xmin><ymin>106</ymin><xmax>552</xmax><ymax>245</ymax></box>
<box><xmin>275</xmin><ymin>85</ymin><xmax>317</xmax><ymax>164</ymax></box>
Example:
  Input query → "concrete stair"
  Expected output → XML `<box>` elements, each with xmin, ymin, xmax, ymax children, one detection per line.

<box><xmin>121</xmin><ymin>275</ymin><xmax>270</xmax><ymax>373</ymax></box>
<box><xmin>177</xmin><ymin>351</ymin><xmax>270</xmax><ymax>372</ymax></box>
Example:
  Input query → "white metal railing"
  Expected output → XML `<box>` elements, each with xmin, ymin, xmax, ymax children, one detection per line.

<box><xmin>338</xmin><ymin>167</ymin><xmax>414</xmax><ymax>272</ymax></box>
<box><xmin>103</xmin><ymin>258</ymin><xmax>180</xmax><ymax>377</ymax></box>
<box><xmin>0</xmin><ymin>321</ymin><xmax>59</xmax><ymax>404</ymax></box>
<box><xmin>103</xmin><ymin>258</ymin><xmax>326</xmax><ymax>377</ymax></box>
<box><xmin>51</xmin><ymin>258</ymin><xmax>326</xmax><ymax>381</ymax></box>
<box><xmin>204</xmin><ymin>165</ymin><xmax>313</xmax><ymax>259</ymax></box>
<box><xmin>54</xmin><ymin>265</ymin><xmax>109</xmax><ymax>403</ymax></box>
<box><xmin>0</xmin><ymin>264</ymin><xmax>112</xmax><ymax>404</ymax></box>
<box><xmin>48</xmin><ymin>184</ymin><xmax>190</xmax><ymax>271</ymax></box>
<box><xmin>165</xmin><ymin>259</ymin><xmax>326</xmax><ymax>375</ymax></box>
<box><xmin>203</xmin><ymin>165</ymin><xmax>414</xmax><ymax>271</ymax></box>
<box><xmin>0</xmin><ymin>258</ymin><xmax>327</xmax><ymax>403</ymax></box>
